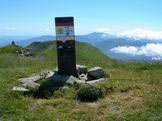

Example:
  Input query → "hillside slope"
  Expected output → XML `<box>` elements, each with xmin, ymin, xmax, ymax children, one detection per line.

<box><xmin>28</xmin><ymin>41</ymin><xmax>112</xmax><ymax>67</ymax></box>
<box><xmin>0</xmin><ymin>44</ymin><xmax>18</xmax><ymax>54</ymax></box>
<box><xmin>0</xmin><ymin>41</ymin><xmax>161</xmax><ymax>121</ymax></box>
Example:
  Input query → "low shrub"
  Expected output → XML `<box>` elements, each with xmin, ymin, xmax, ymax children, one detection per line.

<box><xmin>77</xmin><ymin>84</ymin><xmax>103</xmax><ymax>102</ymax></box>
<box><xmin>34</xmin><ymin>79</ymin><xmax>65</xmax><ymax>99</ymax></box>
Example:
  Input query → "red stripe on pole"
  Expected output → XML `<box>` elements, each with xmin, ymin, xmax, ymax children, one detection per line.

<box><xmin>56</xmin><ymin>22</ymin><xmax>74</xmax><ymax>26</ymax></box>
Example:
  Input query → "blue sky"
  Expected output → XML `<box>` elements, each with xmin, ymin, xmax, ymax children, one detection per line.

<box><xmin>0</xmin><ymin>0</ymin><xmax>162</xmax><ymax>36</ymax></box>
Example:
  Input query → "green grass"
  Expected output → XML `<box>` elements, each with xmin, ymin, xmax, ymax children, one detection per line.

<box><xmin>0</xmin><ymin>41</ymin><xmax>162</xmax><ymax>121</ymax></box>
<box><xmin>27</xmin><ymin>41</ymin><xmax>55</xmax><ymax>55</ymax></box>
<box><xmin>0</xmin><ymin>45</ymin><xmax>17</xmax><ymax>54</ymax></box>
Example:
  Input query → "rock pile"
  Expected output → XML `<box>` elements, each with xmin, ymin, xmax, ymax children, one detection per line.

<box><xmin>88</xmin><ymin>67</ymin><xmax>105</xmax><ymax>79</ymax></box>
<box><xmin>77</xmin><ymin>65</ymin><xmax>106</xmax><ymax>85</ymax></box>
<box><xmin>11</xmin><ymin>41</ymin><xmax>34</xmax><ymax>57</ymax></box>
<box><xmin>12</xmin><ymin>71</ymin><xmax>53</xmax><ymax>92</ymax></box>
<box><xmin>12</xmin><ymin>65</ymin><xmax>108</xmax><ymax>92</ymax></box>
<box><xmin>16</xmin><ymin>47</ymin><xmax>34</xmax><ymax>57</ymax></box>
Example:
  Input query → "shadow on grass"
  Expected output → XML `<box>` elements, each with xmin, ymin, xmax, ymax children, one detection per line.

<box><xmin>33</xmin><ymin>73</ymin><xmax>69</xmax><ymax>99</ymax></box>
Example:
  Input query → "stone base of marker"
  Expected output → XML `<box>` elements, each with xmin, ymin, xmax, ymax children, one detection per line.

<box><xmin>12</xmin><ymin>65</ymin><xmax>108</xmax><ymax>92</ymax></box>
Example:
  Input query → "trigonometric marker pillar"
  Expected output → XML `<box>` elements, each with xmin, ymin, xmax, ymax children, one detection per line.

<box><xmin>55</xmin><ymin>17</ymin><xmax>78</xmax><ymax>77</ymax></box>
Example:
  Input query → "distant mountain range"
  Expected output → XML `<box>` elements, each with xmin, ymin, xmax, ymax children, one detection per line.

<box><xmin>1</xmin><ymin>32</ymin><xmax>162</xmax><ymax>61</ymax></box>
<box><xmin>76</xmin><ymin>32</ymin><xmax>117</xmax><ymax>45</ymax></box>
<box><xmin>0</xmin><ymin>32</ymin><xmax>114</xmax><ymax>47</ymax></box>
<box><xmin>0</xmin><ymin>35</ymin><xmax>35</xmax><ymax>47</ymax></box>
<box><xmin>15</xmin><ymin>35</ymin><xmax>55</xmax><ymax>47</ymax></box>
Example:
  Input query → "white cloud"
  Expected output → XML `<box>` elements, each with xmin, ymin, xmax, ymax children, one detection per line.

<box><xmin>4</xmin><ymin>27</ymin><xmax>16</xmax><ymax>31</ymax></box>
<box><xmin>111</xmin><ymin>46</ymin><xmax>138</xmax><ymax>56</ymax></box>
<box><xmin>95</xmin><ymin>28</ymin><xmax>110</xmax><ymax>33</ymax></box>
<box><xmin>94</xmin><ymin>28</ymin><xmax>162</xmax><ymax>40</ymax></box>
<box><xmin>118</xmin><ymin>28</ymin><xmax>162</xmax><ymax>40</ymax></box>
<box><xmin>110</xmin><ymin>43</ymin><xmax>162</xmax><ymax>60</ymax></box>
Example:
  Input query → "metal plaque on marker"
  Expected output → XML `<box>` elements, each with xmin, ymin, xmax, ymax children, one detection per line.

<box><xmin>55</xmin><ymin>17</ymin><xmax>78</xmax><ymax>77</ymax></box>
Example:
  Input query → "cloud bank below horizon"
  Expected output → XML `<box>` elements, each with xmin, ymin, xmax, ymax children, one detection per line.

<box><xmin>95</xmin><ymin>28</ymin><xmax>162</xmax><ymax>40</ymax></box>
<box><xmin>118</xmin><ymin>29</ymin><xmax>162</xmax><ymax>40</ymax></box>
<box><xmin>110</xmin><ymin>43</ymin><xmax>162</xmax><ymax>60</ymax></box>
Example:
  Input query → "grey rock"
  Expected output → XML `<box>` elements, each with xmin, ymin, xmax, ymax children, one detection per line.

<box><xmin>77</xmin><ymin>64</ymin><xmax>88</xmax><ymax>75</ymax></box>
<box><xmin>16</xmin><ymin>51</ymin><xmax>19</xmax><ymax>53</ymax></box>
<box><xmin>17</xmin><ymin>47</ymin><xmax>33</xmax><ymax>57</ymax></box>
<box><xmin>20</xmin><ymin>49</ymin><xmax>24</xmax><ymax>53</ymax></box>
<box><xmin>86</xmin><ymin>78</ymin><xmax>105</xmax><ymax>86</ymax></box>
<box><xmin>67</xmin><ymin>76</ymin><xmax>85</xmax><ymax>85</ymax></box>
<box><xmin>12</xmin><ymin>86</ymin><xmax>29</xmax><ymax>92</ymax></box>
<box><xmin>18</xmin><ymin>75</ymin><xmax>43</xmax><ymax>83</ymax></box>
<box><xmin>45</xmin><ymin>71</ymin><xmax>55</xmax><ymax>79</ymax></box>
<box><xmin>24</xmin><ymin>52</ymin><xmax>30</xmax><ymax>56</ymax></box>
<box><xmin>51</xmin><ymin>74</ymin><xmax>85</xmax><ymax>85</ymax></box>
<box><xmin>19</xmin><ymin>54</ymin><xmax>25</xmax><ymax>56</ymax></box>
<box><xmin>74</xmin><ymin>79</ymin><xmax>85</xmax><ymax>85</ymax></box>
<box><xmin>22</xmin><ymin>82</ymin><xmax>40</xmax><ymax>89</ymax></box>
<box><xmin>40</xmin><ymin>70</ymin><xmax>50</xmax><ymax>77</ymax></box>
<box><xmin>88</xmin><ymin>67</ymin><xmax>105</xmax><ymax>79</ymax></box>
<box><xmin>66</xmin><ymin>76</ymin><xmax>78</xmax><ymax>85</ymax></box>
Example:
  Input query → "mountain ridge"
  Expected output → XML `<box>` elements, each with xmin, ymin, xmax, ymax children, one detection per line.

<box><xmin>1</xmin><ymin>32</ymin><xmax>162</xmax><ymax>61</ymax></box>
<box><xmin>1</xmin><ymin>32</ymin><xmax>162</xmax><ymax>47</ymax></box>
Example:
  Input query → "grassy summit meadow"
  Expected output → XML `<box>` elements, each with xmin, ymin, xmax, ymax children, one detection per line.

<box><xmin>0</xmin><ymin>41</ymin><xmax>162</xmax><ymax>121</ymax></box>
